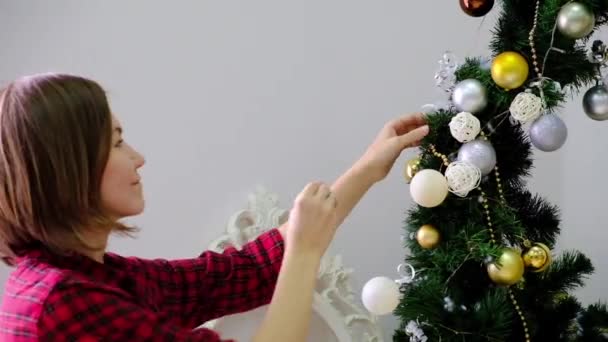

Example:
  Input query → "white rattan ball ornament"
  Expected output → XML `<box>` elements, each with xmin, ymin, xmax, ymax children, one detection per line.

<box><xmin>449</xmin><ymin>112</ymin><xmax>481</xmax><ymax>143</ymax></box>
<box><xmin>444</xmin><ymin>161</ymin><xmax>482</xmax><ymax>197</ymax></box>
<box><xmin>509</xmin><ymin>92</ymin><xmax>543</xmax><ymax>123</ymax></box>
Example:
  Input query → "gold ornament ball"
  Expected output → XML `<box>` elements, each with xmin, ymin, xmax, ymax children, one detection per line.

<box><xmin>487</xmin><ymin>248</ymin><xmax>525</xmax><ymax>286</ymax></box>
<box><xmin>523</xmin><ymin>242</ymin><xmax>552</xmax><ymax>273</ymax></box>
<box><xmin>491</xmin><ymin>52</ymin><xmax>530</xmax><ymax>90</ymax></box>
<box><xmin>416</xmin><ymin>224</ymin><xmax>440</xmax><ymax>249</ymax></box>
<box><xmin>404</xmin><ymin>157</ymin><xmax>421</xmax><ymax>183</ymax></box>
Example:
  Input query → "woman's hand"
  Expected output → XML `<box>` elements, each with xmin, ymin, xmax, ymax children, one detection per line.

<box><xmin>285</xmin><ymin>181</ymin><xmax>338</xmax><ymax>258</ymax></box>
<box><xmin>354</xmin><ymin>112</ymin><xmax>429</xmax><ymax>184</ymax></box>
<box><xmin>254</xmin><ymin>181</ymin><xmax>338</xmax><ymax>342</ymax></box>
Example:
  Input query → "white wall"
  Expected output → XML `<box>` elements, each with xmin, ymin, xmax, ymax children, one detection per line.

<box><xmin>0</xmin><ymin>0</ymin><xmax>606</xmax><ymax>338</ymax></box>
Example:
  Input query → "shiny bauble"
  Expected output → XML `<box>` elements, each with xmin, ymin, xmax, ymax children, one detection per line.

<box><xmin>457</xmin><ymin>139</ymin><xmax>496</xmax><ymax>176</ymax></box>
<box><xmin>416</xmin><ymin>224</ymin><xmax>440</xmax><ymax>249</ymax></box>
<box><xmin>529</xmin><ymin>114</ymin><xmax>568</xmax><ymax>152</ymax></box>
<box><xmin>404</xmin><ymin>157</ymin><xmax>421</xmax><ymax>183</ymax></box>
<box><xmin>486</xmin><ymin>248</ymin><xmax>525</xmax><ymax>286</ymax></box>
<box><xmin>409</xmin><ymin>169</ymin><xmax>449</xmax><ymax>208</ymax></box>
<box><xmin>452</xmin><ymin>79</ymin><xmax>488</xmax><ymax>113</ymax></box>
<box><xmin>523</xmin><ymin>242</ymin><xmax>552</xmax><ymax>273</ymax></box>
<box><xmin>459</xmin><ymin>0</ymin><xmax>494</xmax><ymax>17</ymax></box>
<box><xmin>491</xmin><ymin>52</ymin><xmax>530</xmax><ymax>90</ymax></box>
<box><xmin>583</xmin><ymin>84</ymin><xmax>608</xmax><ymax>121</ymax></box>
<box><xmin>361</xmin><ymin>276</ymin><xmax>400</xmax><ymax>315</ymax></box>
<box><xmin>557</xmin><ymin>2</ymin><xmax>595</xmax><ymax>39</ymax></box>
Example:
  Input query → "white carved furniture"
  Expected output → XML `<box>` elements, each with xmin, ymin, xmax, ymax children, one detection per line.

<box><xmin>201</xmin><ymin>186</ymin><xmax>384</xmax><ymax>342</ymax></box>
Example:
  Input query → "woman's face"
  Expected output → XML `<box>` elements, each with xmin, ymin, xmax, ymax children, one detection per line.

<box><xmin>100</xmin><ymin>116</ymin><xmax>146</xmax><ymax>219</ymax></box>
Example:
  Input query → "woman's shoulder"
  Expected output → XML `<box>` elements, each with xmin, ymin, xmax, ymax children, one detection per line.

<box><xmin>3</xmin><ymin>251</ymin><xmax>99</xmax><ymax>305</ymax></box>
<box><xmin>0</xmin><ymin>254</ymin><xmax>74</xmax><ymax>340</ymax></box>
<box><xmin>3</xmin><ymin>250</ymin><xmax>132</xmax><ymax>307</ymax></box>
<box><xmin>5</xmin><ymin>252</ymin><xmax>69</xmax><ymax>296</ymax></box>
<box><xmin>0</xmin><ymin>251</ymin><xmax>142</xmax><ymax>341</ymax></box>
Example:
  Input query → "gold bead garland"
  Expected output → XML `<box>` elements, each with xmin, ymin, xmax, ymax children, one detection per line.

<box><xmin>514</xmin><ymin>1</ymin><xmax>541</xmax><ymax>333</ymax></box>
<box><xmin>495</xmin><ymin>166</ymin><xmax>506</xmax><ymax>203</ymax></box>
<box><xmin>429</xmin><ymin>137</ymin><xmax>531</xmax><ymax>342</ymax></box>
<box><xmin>478</xmin><ymin>189</ymin><xmax>497</xmax><ymax>245</ymax></box>
<box><xmin>509</xmin><ymin>288</ymin><xmax>531</xmax><ymax>342</ymax></box>
<box><xmin>484</xmin><ymin>132</ymin><xmax>530</xmax><ymax>342</ymax></box>
<box><xmin>429</xmin><ymin>144</ymin><xmax>450</xmax><ymax>167</ymax></box>
<box><xmin>528</xmin><ymin>0</ymin><xmax>542</xmax><ymax>79</ymax></box>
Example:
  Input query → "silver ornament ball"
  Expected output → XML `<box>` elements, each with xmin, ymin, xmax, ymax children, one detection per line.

<box><xmin>529</xmin><ymin>114</ymin><xmax>568</xmax><ymax>152</ymax></box>
<box><xmin>479</xmin><ymin>56</ymin><xmax>493</xmax><ymax>71</ymax></box>
<box><xmin>452</xmin><ymin>79</ymin><xmax>488</xmax><ymax>114</ymax></box>
<box><xmin>583</xmin><ymin>84</ymin><xmax>608</xmax><ymax>121</ymax></box>
<box><xmin>557</xmin><ymin>2</ymin><xmax>595</xmax><ymax>39</ymax></box>
<box><xmin>457</xmin><ymin>139</ymin><xmax>497</xmax><ymax>176</ymax></box>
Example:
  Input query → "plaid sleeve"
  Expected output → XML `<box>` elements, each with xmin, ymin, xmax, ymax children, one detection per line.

<box><xmin>127</xmin><ymin>227</ymin><xmax>285</xmax><ymax>328</ymax></box>
<box><xmin>38</xmin><ymin>281</ymin><xmax>233</xmax><ymax>342</ymax></box>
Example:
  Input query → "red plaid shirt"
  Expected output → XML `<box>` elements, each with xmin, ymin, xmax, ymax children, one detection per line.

<box><xmin>0</xmin><ymin>228</ymin><xmax>285</xmax><ymax>341</ymax></box>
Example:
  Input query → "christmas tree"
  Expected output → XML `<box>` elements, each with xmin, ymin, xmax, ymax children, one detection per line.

<box><xmin>368</xmin><ymin>0</ymin><xmax>608</xmax><ymax>341</ymax></box>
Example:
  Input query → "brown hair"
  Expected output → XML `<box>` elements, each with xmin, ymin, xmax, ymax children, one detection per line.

<box><xmin>0</xmin><ymin>73</ymin><xmax>135</xmax><ymax>265</ymax></box>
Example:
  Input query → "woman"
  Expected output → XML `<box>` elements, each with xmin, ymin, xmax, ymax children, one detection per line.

<box><xmin>0</xmin><ymin>73</ymin><xmax>429</xmax><ymax>341</ymax></box>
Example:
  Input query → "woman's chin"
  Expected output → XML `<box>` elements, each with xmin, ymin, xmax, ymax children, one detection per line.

<box><xmin>114</xmin><ymin>200</ymin><xmax>145</xmax><ymax>219</ymax></box>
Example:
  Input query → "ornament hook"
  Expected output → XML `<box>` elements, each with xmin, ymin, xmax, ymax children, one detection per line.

<box><xmin>395</xmin><ymin>263</ymin><xmax>416</xmax><ymax>284</ymax></box>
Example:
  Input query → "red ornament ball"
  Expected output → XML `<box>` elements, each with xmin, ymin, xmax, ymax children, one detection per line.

<box><xmin>459</xmin><ymin>0</ymin><xmax>494</xmax><ymax>17</ymax></box>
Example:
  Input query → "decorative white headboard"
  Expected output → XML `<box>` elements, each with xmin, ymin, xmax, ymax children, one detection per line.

<box><xmin>203</xmin><ymin>186</ymin><xmax>384</xmax><ymax>342</ymax></box>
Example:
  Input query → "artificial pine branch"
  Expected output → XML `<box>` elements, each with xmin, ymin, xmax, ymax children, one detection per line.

<box><xmin>505</xmin><ymin>190</ymin><xmax>561</xmax><ymax>248</ymax></box>
<box><xmin>578</xmin><ymin>303</ymin><xmax>608</xmax><ymax>341</ymax></box>
<box><xmin>526</xmin><ymin>251</ymin><xmax>595</xmax><ymax>296</ymax></box>
<box><xmin>395</xmin><ymin>0</ymin><xmax>608</xmax><ymax>340</ymax></box>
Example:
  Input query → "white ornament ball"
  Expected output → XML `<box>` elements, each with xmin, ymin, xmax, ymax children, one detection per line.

<box><xmin>409</xmin><ymin>169</ymin><xmax>449</xmax><ymax>208</ymax></box>
<box><xmin>361</xmin><ymin>276</ymin><xmax>400</xmax><ymax>316</ymax></box>
<box><xmin>509</xmin><ymin>92</ymin><xmax>543</xmax><ymax>123</ymax></box>
<box><xmin>445</xmin><ymin>161</ymin><xmax>482</xmax><ymax>197</ymax></box>
<box><xmin>449</xmin><ymin>112</ymin><xmax>481</xmax><ymax>142</ymax></box>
